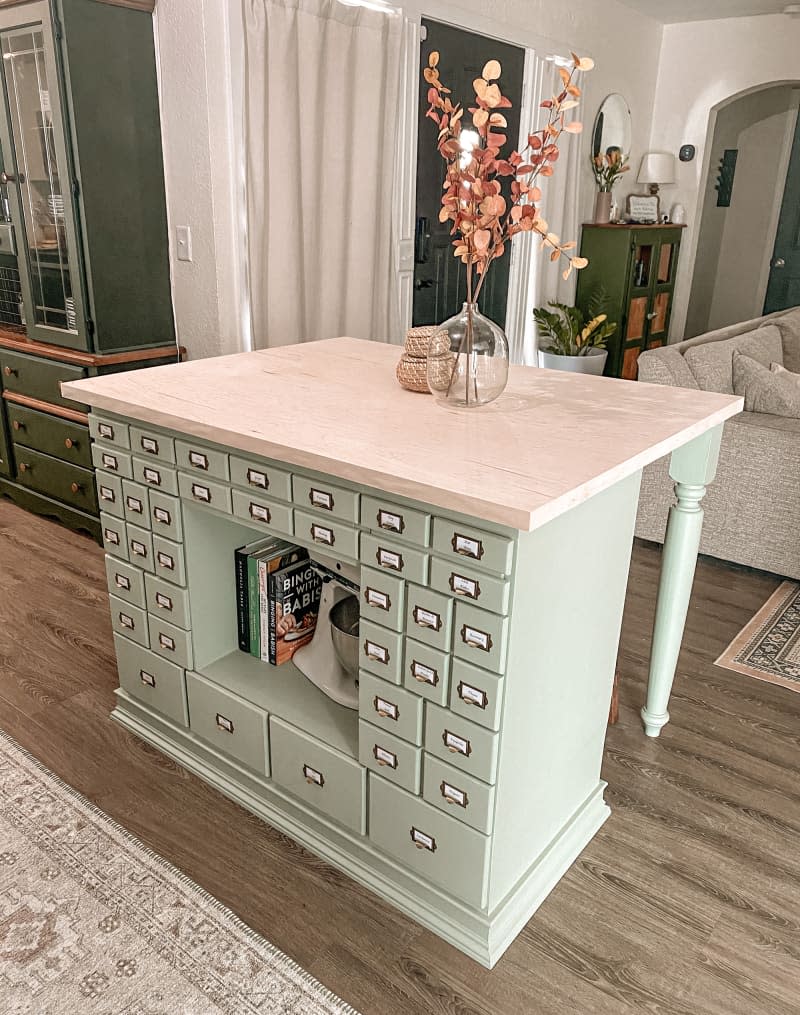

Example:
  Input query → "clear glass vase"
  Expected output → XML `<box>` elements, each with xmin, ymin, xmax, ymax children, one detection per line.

<box><xmin>427</xmin><ymin>303</ymin><xmax>509</xmax><ymax>408</ymax></box>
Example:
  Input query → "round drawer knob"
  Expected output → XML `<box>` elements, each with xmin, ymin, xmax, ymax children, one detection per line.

<box><xmin>70</xmin><ymin>482</ymin><xmax>82</xmax><ymax>494</ymax></box>
<box><xmin>18</xmin><ymin>462</ymin><xmax>29</xmax><ymax>472</ymax></box>
<box><xmin>3</xmin><ymin>365</ymin><xmax>16</xmax><ymax>377</ymax></box>
<box><xmin>64</xmin><ymin>438</ymin><xmax>76</xmax><ymax>449</ymax></box>
<box><xmin>11</xmin><ymin>420</ymin><xmax>22</xmax><ymax>431</ymax></box>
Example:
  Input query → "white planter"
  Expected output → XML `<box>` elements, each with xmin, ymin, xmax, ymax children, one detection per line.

<box><xmin>538</xmin><ymin>348</ymin><xmax>608</xmax><ymax>376</ymax></box>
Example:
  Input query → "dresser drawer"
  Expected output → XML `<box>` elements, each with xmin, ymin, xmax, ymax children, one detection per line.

<box><xmin>294</xmin><ymin>509</ymin><xmax>358</xmax><ymax>560</ymax></box>
<box><xmin>424</xmin><ymin>702</ymin><xmax>499</xmax><ymax>785</ymax></box>
<box><xmin>402</xmin><ymin>638</ymin><xmax>450</xmax><ymax>707</ymax></box>
<box><xmin>432</xmin><ymin>518</ymin><xmax>514</xmax><ymax>576</ymax></box>
<box><xmin>105</xmin><ymin>555</ymin><xmax>146</xmax><ymax>608</ymax></box>
<box><xmin>232</xmin><ymin>488</ymin><xmax>293</xmax><ymax>536</ymax></box>
<box><xmin>368</xmin><ymin>777</ymin><xmax>489</xmax><ymax>908</ymax></box>
<box><xmin>132</xmin><ymin>456</ymin><xmax>179</xmax><ymax>495</ymax></box>
<box><xmin>129</xmin><ymin>425</ymin><xmax>175</xmax><ymax>464</ymax></box>
<box><xmin>152</xmin><ymin>534</ymin><xmax>187</xmax><ymax>586</ymax></box>
<box><xmin>429</xmin><ymin>557</ymin><xmax>510</xmax><ymax>616</ymax></box>
<box><xmin>360</xmin><ymin>533</ymin><xmax>428</xmax><ymax>585</ymax></box>
<box><xmin>359</xmin><ymin>619</ymin><xmax>404</xmax><ymax>684</ymax></box>
<box><xmin>359</xmin><ymin>720</ymin><xmax>422</xmax><ymax>795</ymax></box>
<box><xmin>100</xmin><ymin>512</ymin><xmax>127</xmax><ymax>559</ymax></box>
<box><xmin>109</xmin><ymin>594</ymin><xmax>149</xmax><ymax>647</ymax></box>
<box><xmin>422</xmin><ymin>754</ymin><xmax>496</xmax><ymax>835</ymax></box>
<box><xmin>270</xmin><ymin>716</ymin><xmax>366</xmax><ymax>834</ymax></box>
<box><xmin>360</xmin><ymin>566</ymin><xmax>405</xmax><ymax>633</ymax></box>
<box><xmin>145</xmin><ymin>574</ymin><xmax>190</xmax><ymax>630</ymax></box>
<box><xmin>229</xmin><ymin>455</ymin><xmax>292</xmax><ymax>501</ymax></box>
<box><xmin>175</xmin><ymin>438</ymin><xmax>229</xmax><ymax>481</ymax></box>
<box><xmin>358</xmin><ymin>671</ymin><xmax>423</xmax><ymax>745</ymax></box>
<box><xmin>89</xmin><ymin>414</ymin><xmax>130</xmax><ymax>449</ymax></box>
<box><xmin>91</xmin><ymin>443</ymin><xmax>133</xmax><ymax>480</ymax></box>
<box><xmin>148</xmin><ymin>614</ymin><xmax>193</xmax><ymax>670</ymax></box>
<box><xmin>404</xmin><ymin>583</ymin><xmax>453</xmax><ymax>653</ymax></box>
<box><xmin>114</xmin><ymin>634</ymin><xmax>188</xmax><ymax>727</ymax></box>
<box><xmin>122</xmin><ymin>480</ymin><xmax>150</xmax><ymax>527</ymax></box>
<box><xmin>1</xmin><ymin>349</ymin><xmax>86</xmax><ymax>410</ymax></box>
<box><xmin>361</xmin><ymin>494</ymin><xmax>430</xmax><ymax>547</ymax></box>
<box><xmin>126</xmin><ymin>523</ymin><xmax>154</xmax><ymax>574</ymax></box>
<box><xmin>178</xmin><ymin>472</ymin><xmax>232</xmax><ymax>514</ymax></box>
<box><xmin>186</xmin><ymin>672</ymin><xmax>269</xmax><ymax>775</ymax></box>
<box><xmin>148</xmin><ymin>490</ymin><xmax>182</xmax><ymax>541</ymax></box>
<box><xmin>449</xmin><ymin>659</ymin><xmax>505</xmax><ymax>731</ymax></box>
<box><xmin>453</xmin><ymin>602</ymin><xmax>509</xmax><ymax>675</ymax></box>
<box><xmin>15</xmin><ymin>447</ymin><xmax>97</xmax><ymax>513</ymax></box>
<box><xmin>7</xmin><ymin>405</ymin><xmax>91</xmax><ymax>468</ymax></box>
<box><xmin>96</xmin><ymin>472</ymin><xmax>124</xmax><ymax>518</ymax></box>
<box><xmin>292</xmin><ymin>474</ymin><xmax>359</xmax><ymax>524</ymax></box>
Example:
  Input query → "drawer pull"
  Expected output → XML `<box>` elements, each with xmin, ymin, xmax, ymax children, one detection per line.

<box><xmin>125</xmin><ymin>495</ymin><xmax>143</xmax><ymax>514</ymax></box>
<box><xmin>99</xmin><ymin>485</ymin><xmax>116</xmax><ymax>503</ymax></box>
<box><xmin>70</xmin><ymin>482</ymin><xmax>82</xmax><ymax>495</ymax></box>
<box><xmin>303</xmin><ymin>763</ymin><xmax>325</xmax><ymax>787</ymax></box>
<box><xmin>309</xmin><ymin>487</ymin><xmax>334</xmax><ymax>511</ymax></box>
<box><xmin>155</xmin><ymin>592</ymin><xmax>173</xmax><ymax>611</ymax></box>
<box><xmin>98</xmin><ymin>422</ymin><xmax>115</xmax><ymax>440</ymax></box>
<box><xmin>143</xmin><ymin>467</ymin><xmax>161</xmax><ymax>485</ymax></box>
<box><xmin>410</xmin><ymin>660</ymin><xmax>439</xmax><ymax>686</ymax></box>
<box><xmin>17</xmin><ymin>462</ymin><xmax>30</xmax><ymax>473</ymax></box>
<box><xmin>104</xmin><ymin>527</ymin><xmax>120</xmax><ymax>545</ymax></box>
<box><xmin>191</xmin><ymin>483</ymin><xmax>211</xmax><ymax>503</ymax></box>
<box><xmin>157</xmin><ymin>551</ymin><xmax>175</xmax><ymax>571</ymax></box>
<box><xmin>311</xmin><ymin>523</ymin><xmax>334</xmax><ymax>546</ymax></box>
<box><xmin>114</xmin><ymin>573</ymin><xmax>131</xmax><ymax>591</ymax></box>
<box><xmin>249</xmin><ymin>502</ymin><xmax>271</xmax><ymax>523</ymax></box>
<box><xmin>158</xmin><ymin>633</ymin><xmax>175</xmax><ymax>652</ymax></box>
<box><xmin>3</xmin><ymin>365</ymin><xmax>16</xmax><ymax>377</ymax></box>
<box><xmin>246</xmin><ymin>467</ymin><xmax>268</xmax><ymax>489</ymax></box>
<box><xmin>188</xmin><ymin>450</ymin><xmax>209</xmax><ymax>470</ymax></box>
<box><xmin>364</xmin><ymin>587</ymin><xmax>390</xmax><ymax>611</ymax></box>
<box><xmin>443</xmin><ymin>729</ymin><xmax>472</xmax><ymax>757</ymax></box>
<box><xmin>374</xmin><ymin>695</ymin><xmax>399</xmax><ymax>721</ymax></box>
<box><xmin>102</xmin><ymin>453</ymin><xmax>119</xmax><ymax>471</ymax></box>
<box><xmin>376</xmin><ymin>547</ymin><xmax>403</xmax><ymax>573</ymax></box>
<box><xmin>130</xmin><ymin>540</ymin><xmax>147</xmax><ymax>558</ymax></box>
<box><xmin>118</xmin><ymin>612</ymin><xmax>134</xmax><ymax>630</ymax></box>
<box><xmin>452</xmin><ymin>532</ymin><xmax>484</xmax><ymax>561</ymax></box>
<box><xmin>410</xmin><ymin>827</ymin><xmax>437</xmax><ymax>852</ymax></box>
<box><xmin>64</xmin><ymin>437</ymin><xmax>77</xmax><ymax>450</ymax></box>
<box><xmin>412</xmin><ymin>605</ymin><xmax>442</xmax><ymax>632</ymax></box>
<box><xmin>461</xmin><ymin>624</ymin><xmax>492</xmax><ymax>653</ymax></box>
<box><xmin>364</xmin><ymin>639</ymin><xmax>389</xmax><ymax>665</ymax></box>
<box><xmin>140</xmin><ymin>436</ymin><xmax>159</xmax><ymax>455</ymax></box>
<box><xmin>440</xmin><ymin>781</ymin><xmax>469</xmax><ymax>808</ymax></box>
<box><xmin>449</xmin><ymin>572</ymin><xmax>481</xmax><ymax>600</ymax></box>
<box><xmin>373</xmin><ymin>744</ymin><xmax>398</xmax><ymax>769</ymax></box>
<box><xmin>216</xmin><ymin>713</ymin><xmax>234</xmax><ymax>734</ymax></box>
<box><xmin>139</xmin><ymin>669</ymin><xmax>156</xmax><ymax>688</ymax></box>
<box><xmin>377</xmin><ymin>508</ymin><xmax>405</xmax><ymax>534</ymax></box>
<box><xmin>458</xmin><ymin>681</ymin><xmax>489</xmax><ymax>709</ymax></box>
<box><xmin>153</xmin><ymin>506</ymin><xmax>172</xmax><ymax>526</ymax></box>
<box><xmin>11</xmin><ymin>420</ymin><xmax>22</xmax><ymax>431</ymax></box>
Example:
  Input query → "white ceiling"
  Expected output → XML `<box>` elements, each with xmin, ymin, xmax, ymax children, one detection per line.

<box><xmin>616</xmin><ymin>0</ymin><xmax>791</xmax><ymax>23</ymax></box>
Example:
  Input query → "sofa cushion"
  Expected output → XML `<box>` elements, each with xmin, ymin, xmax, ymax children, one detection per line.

<box><xmin>684</xmin><ymin>324</ymin><xmax>784</xmax><ymax>393</ymax></box>
<box><xmin>636</xmin><ymin>347</ymin><xmax>699</xmax><ymax>389</ymax></box>
<box><xmin>732</xmin><ymin>351</ymin><xmax>800</xmax><ymax>417</ymax></box>
<box><xmin>775</xmin><ymin>307</ymin><xmax>800</xmax><ymax>372</ymax></box>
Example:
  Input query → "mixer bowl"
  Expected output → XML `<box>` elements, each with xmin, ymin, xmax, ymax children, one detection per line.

<box><xmin>329</xmin><ymin>594</ymin><xmax>360</xmax><ymax>678</ymax></box>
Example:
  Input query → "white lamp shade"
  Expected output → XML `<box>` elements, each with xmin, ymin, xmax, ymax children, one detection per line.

<box><xmin>637</xmin><ymin>152</ymin><xmax>676</xmax><ymax>185</ymax></box>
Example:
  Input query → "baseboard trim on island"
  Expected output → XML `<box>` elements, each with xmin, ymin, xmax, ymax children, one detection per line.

<box><xmin>112</xmin><ymin>694</ymin><xmax>610</xmax><ymax>968</ymax></box>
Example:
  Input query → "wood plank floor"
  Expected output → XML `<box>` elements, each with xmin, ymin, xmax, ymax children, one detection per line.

<box><xmin>1</xmin><ymin>499</ymin><xmax>798</xmax><ymax>1014</ymax></box>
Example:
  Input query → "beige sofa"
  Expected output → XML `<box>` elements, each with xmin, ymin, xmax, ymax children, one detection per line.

<box><xmin>635</xmin><ymin>307</ymin><xmax>800</xmax><ymax>579</ymax></box>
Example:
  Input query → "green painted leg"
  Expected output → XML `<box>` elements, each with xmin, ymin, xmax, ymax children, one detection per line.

<box><xmin>641</xmin><ymin>425</ymin><xmax>723</xmax><ymax>737</ymax></box>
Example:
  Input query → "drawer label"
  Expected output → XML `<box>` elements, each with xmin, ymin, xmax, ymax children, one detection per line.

<box><xmin>441</xmin><ymin>781</ymin><xmax>469</xmax><ymax>808</ymax></box>
<box><xmin>140</xmin><ymin>436</ymin><xmax>159</xmax><ymax>454</ymax></box>
<box><xmin>189</xmin><ymin>450</ymin><xmax>209</xmax><ymax>470</ymax></box>
<box><xmin>216</xmin><ymin>713</ymin><xmax>234</xmax><ymax>734</ymax></box>
<box><xmin>139</xmin><ymin>669</ymin><xmax>156</xmax><ymax>688</ymax></box>
<box><xmin>249</xmin><ymin>502</ymin><xmax>271</xmax><ymax>523</ymax></box>
<box><xmin>125</xmin><ymin>495</ymin><xmax>143</xmax><ymax>514</ymax></box>
<box><xmin>443</xmin><ymin>729</ymin><xmax>472</xmax><ymax>756</ymax></box>
<box><xmin>364</xmin><ymin>640</ymin><xmax>389</xmax><ymax>665</ymax></box>
<box><xmin>153</xmin><ymin>506</ymin><xmax>172</xmax><ymax>525</ymax></box>
<box><xmin>102</xmin><ymin>453</ymin><xmax>118</xmax><ymax>471</ymax></box>
<box><xmin>130</xmin><ymin>540</ymin><xmax>147</xmax><ymax>558</ymax></box>
<box><xmin>157</xmin><ymin>551</ymin><xmax>175</xmax><ymax>570</ymax></box>
<box><xmin>413</xmin><ymin>605</ymin><xmax>442</xmax><ymax>631</ymax></box>
<box><xmin>374</xmin><ymin>696</ymin><xmax>399</xmax><ymax>721</ymax></box>
<box><xmin>99</xmin><ymin>485</ymin><xmax>116</xmax><ymax>503</ymax></box>
<box><xmin>119</xmin><ymin>612</ymin><xmax>134</xmax><ymax>630</ymax></box>
<box><xmin>377</xmin><ymin>508</ymin><xmax>404</xmax><ymax>534</ymax></box>
<box><xmin>143</xmin><ymin>467</ymin><xmax>161</xmax><ymax>485</ymax></box>
<box><xmin>364</xmin><ymin>587</ymin><xmax>390</xmax><ymax>611</ymax></box>
<box><xmin>458</xmin><ymin>682</ymin><xmax>489</xmax><ymax>710</ymax></box>
<box><xmin>461</xmin><ymin>625</ymin><xmax>492</xmax><ymax>653</ymax></box>
<box><xmin>450</xmin><ymin>572</ymin><xmax>481</xmax><ymax>600</ymax></box>
<box><xmin>303</xmin><ymin>763</ymin><xmax>325</xmax><ymax>787</ymax></box>
<box><xmin>310</xmin><ymin>487</ymin><xmax>334</xmax><ymax>511</ymax></box>
<box><xmin>155</xmin><ymin>592</ymin><xmax>173</xmax><ymax>611</ymax></box>
<box><xmin>114</xmin><ymin>573</ymin><xmax>131</xmax><ymax>591</ymax></box>
<box><xmin>311</xmin><ymin>523</ymin><xmax>334</xmax><ymax>546</ymax></box>
<box><xmin>452</xmin><ymin>532</ymin><xmax>484</xmax><ymax>560</ymax></box>
<box><xmin>246</xmin><ymin>468</ymin><xmax>268</xmax><ymax>489</ymax></box>
<box><xmin>158</xmin><ymin>633</ymin><xmax>175</xmax><ymax>652</ymax></box>
<box><xmin>98</xmin><ymin>423</ymin><xmax>115</xmax><ymax>440</ymax></box>
<box><xmin>377</xmin><ymin>547</ymin><xmax>403</xmax><ymax>572</ymax></box>
<box><xmin>104</xmin><ymin>528</ymin><xmax>120</xmax><ymax>545</ymax></box>
<box><xmin>191</xmin><ymin>483</ymin><xmax>211</xmax><ymax>502</ymax></box>
<box><xmin>373</xmin><ymin>744</ymin><xmax>398</xmax><ymax>769</ymax></box>
<box><xmin>411</xmin><ymin>660</ymin><xmax>439</xmax><ymax>686</ymax></box>
<box><xmin>410</xmin><ymin>827</ymin><xmax>437</xmax><ymax>852</ymax></box>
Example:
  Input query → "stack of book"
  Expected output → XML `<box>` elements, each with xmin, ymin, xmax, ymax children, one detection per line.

<box><xmin>234</xmin><ymin>538</ymin><xmax>322</xmax><ymax>666</ymax></box>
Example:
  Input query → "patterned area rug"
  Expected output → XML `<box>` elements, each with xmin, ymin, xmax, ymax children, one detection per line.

<box><xmin>715</xmin><ymin>581</ymin><xmax>800</xmax><ymax>693</ymax></box>
<box><xmin>0</xmin><ymin>730</ymin><xmax>359</xmax><ymax>1015</ymax></box>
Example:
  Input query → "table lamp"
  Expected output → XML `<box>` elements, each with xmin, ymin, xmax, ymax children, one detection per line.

<box><xmin>637</xmin><ymin>152</ymin><xmax>676</xmax><ymax>196</ymax></box>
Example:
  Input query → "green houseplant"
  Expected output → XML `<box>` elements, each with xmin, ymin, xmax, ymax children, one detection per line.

<box><xmin>534</xmin><ymin>290</ymin><xmax>617</xmax><ymax>376</ymax></box>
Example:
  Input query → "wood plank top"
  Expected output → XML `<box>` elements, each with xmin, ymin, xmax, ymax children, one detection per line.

<box><xmin>62</xmin><ymin>337</ymin><xmax>742</xmax><ymax>532</ymax></box>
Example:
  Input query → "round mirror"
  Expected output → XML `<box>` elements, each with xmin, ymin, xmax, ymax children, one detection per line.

<box><xmin>591</xmin><ymin>93</ymin><xmax>631</xmax><ymax>162</ymax></box>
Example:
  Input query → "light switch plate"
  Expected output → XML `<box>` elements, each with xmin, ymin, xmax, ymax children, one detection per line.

<box><xmin>176</xmin><ymin>225</ymin><xmax>193</xmax><ymax>262</ymax></box>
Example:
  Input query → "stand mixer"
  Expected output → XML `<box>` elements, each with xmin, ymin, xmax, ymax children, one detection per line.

<box><xmin>293</xmin><ymin>550</ymin><xmax>360</xmax><ymax>709</ymax></box>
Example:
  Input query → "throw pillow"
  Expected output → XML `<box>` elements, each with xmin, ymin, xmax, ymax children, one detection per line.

<box><xmin>771</xmin><ymin>361</ymin><xmax>800</xmax><ymax>383</ymax></box>
<box><xmin>775</xmin><ymin>307</ymin><xmax>800</xmax><ymax>373</ymax></box>
<box><xmin>732</xmin><ymin>351</ymin><xmax>800</xmax><ymax>417</ymax></box>
<box><xmin>637</xmin><ymin>347</ymin><xmax>699</xmax><ymax>389</ymax></box>
<box><xmin>684</xmin><ymin>324</ymin><xmax>784</xmax><ymax>394</ymax></box>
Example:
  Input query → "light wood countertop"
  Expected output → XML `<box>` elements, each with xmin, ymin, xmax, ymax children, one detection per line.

<box><xmin>62</xmin><ymin>337</ymin><xmax>742</xmax><ymax>532</ymax></box>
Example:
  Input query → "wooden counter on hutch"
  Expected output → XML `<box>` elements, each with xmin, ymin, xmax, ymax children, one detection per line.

<box><xmin>64</xmin><ymin>338</ymin><xmax>742</xmax><ymax>967</ymax></box>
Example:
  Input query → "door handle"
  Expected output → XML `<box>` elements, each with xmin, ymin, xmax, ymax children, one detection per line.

<box><xmin>646</xmin><ymin>311</ymin><xmax>657</xmax><ymax>320</ymax></box>
<box><xmin>773</xmin><ymin>257</ymin><xmax>786</xmax><ymax>268</ymax></box>
<box><xmin>0</xmin><ymin>171</ymin><xmax>23</xmax><ymax>185</ymax></box>
<box><xmin>414</xmin><ymin>216</ymin><xmax>431</xmax><ymax>264</ymax></box>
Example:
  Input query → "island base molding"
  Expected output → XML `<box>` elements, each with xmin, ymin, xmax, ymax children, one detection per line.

<box><xmin>113</xmin><ymin>693</ymin><xmax>609</xmax><ymax>968</ymax></box>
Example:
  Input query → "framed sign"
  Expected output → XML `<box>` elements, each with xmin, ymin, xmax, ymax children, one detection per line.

<box><xmin>626</xmin><ymin>195</ymin><xmax>660</xmax><ymax>224</ymax></box>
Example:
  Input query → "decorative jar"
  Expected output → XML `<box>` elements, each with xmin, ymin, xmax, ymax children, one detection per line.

<box><xmin>427</xmin><ymin>303</ymin><xmax>509</xmax><ymax>408</ymax></box>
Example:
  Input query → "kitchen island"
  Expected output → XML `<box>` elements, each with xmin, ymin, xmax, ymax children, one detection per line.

<box><xmin>63</xmin><ymin>337</ymin><xmax>742</xmax><ymax>967</ymax></box>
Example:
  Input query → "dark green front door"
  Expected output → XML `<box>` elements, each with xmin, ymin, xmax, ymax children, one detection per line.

<box><xmin>765</xmin><ymin>110</ymin><xmax>800</xmax><ymax>314</ymax></box>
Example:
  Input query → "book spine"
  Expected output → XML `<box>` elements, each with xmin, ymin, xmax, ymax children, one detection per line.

<box><xmin>268</xmin><ymin>567</ymin><xmax>279</xmax><ymax>665</ymax></box>
<box><xmin>259</xmin><ymin>559</ymin><xmax>270</xmax><ymax>664</ymax></box>
<box><xmin>234</xmin><ymin>547</ymin><xmax>250</xmax><ymax>653</ymax></box>
<box><xmin>248</xmin><ymin>551</ymin><xmax>260</xmax><ymax>658</ymax></box>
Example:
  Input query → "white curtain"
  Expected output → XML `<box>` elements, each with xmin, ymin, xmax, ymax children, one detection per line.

<box><xmin>243</xmin><ymin>0</ymin><xmax>402</xmax><ymax>348</ymax></box>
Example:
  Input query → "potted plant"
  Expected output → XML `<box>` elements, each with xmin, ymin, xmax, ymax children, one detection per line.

<box><xmin>591</xmin><ymin>147</ymin><xmax>629</xmax><ymax>223</ymax></box>
<box><xmin>534</xmin><ymin>290</ymin><xmax>617</xmax><ymax>375</ymax></box>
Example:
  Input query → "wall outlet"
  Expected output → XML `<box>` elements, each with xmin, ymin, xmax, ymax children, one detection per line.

<box><xmin>176</xmin><ymin>225</ymin><xmax>193</xmax><ymax>262</ymax></box>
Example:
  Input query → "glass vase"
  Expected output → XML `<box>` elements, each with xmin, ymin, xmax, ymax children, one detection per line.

<box><xmin>427</xmin><ymin>303</ymin><xmax>509</xmax><ymax>408</ymax></box>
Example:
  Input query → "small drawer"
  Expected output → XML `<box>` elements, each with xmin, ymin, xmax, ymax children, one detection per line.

<box><xmin>178</xmin><ymin>472</ymin><xmax>233</xmax><ymax>514</ymax></box>
<box><xmin>145</xmin><ymin>573</ymin><xmax>191</xmax><ymax>630</ymax></box>
<box><xmin>359</xmin><ymin>566</ymin><xmax>405</xmax><ymax>633</ymax></box>
<box><xmin>429</xmin><ymin>557</ymin><xmax>510</xmax><ymax>616</ymax></box>
<box><xmin>422</xmin><ymin>754</ymin><xmax>496</xmax><ymax>835</ymax></box>
<box><xmin>127</xmin><ymin>523</ymin><xmax>155</xmax><ymax>574</ymax></box>
<box><xmin>130</xmin><ymin>425</ymin><xmax>175</xmax><ymax>463</ymax></box>
<box><xmin>361</xmin><ymin>494</ymin><xmax>430</xmax><ymax>547</ymax></box>
<box><xmin>360</xmin><ymin>533</ymin><xmax>428</xmax><ymax>585</ymax></box>
<box><xmin>402</xmin><ymin>638</ymin><xmax>450</xmax><ymax>707</ymax></box>
<box><xmin>148</xmin><ymin>490</ymin><xmax>183</xmax><ymax>541</ymax></box>
<box><xmin>292</xmin><ymin>474</ymin><xmax>359</xmax><ymax>523</ymax></box>
<box><xmin>368</xmin><ymin>777</ymin><xmax>489</xmax><ymax>908</ymax></box>
<box><xmin>229</xmin><ymin>455</ymin><xmax>292</xmax><ymax>501</ymax></box>
<box><xmin>122</xmin><ymin>480</ymin><xmax>150</xmax><ymax>527</ymax></box>
<box><xmin>404</xmin><ymin>583</ymin><xmax>453</xmax><ymax>652</ymax></box>
<box><xmin>359</xmin><ymin>619</ymin><xmax>404</xmax><ymax>684</ymax></box>
<box><xmin>91</xmin><ymin>443</ymin><xmax>133</xmax><ymax>480</ymax></box>
<box><xmin>432</xmin><ymin>518</ymin><xmax>514</xmax><ymax>576</ymax></box>
<box><xmin>109</xmin><ymin>594</ymin><xmax>149</xmax><ymax>647</ymax></box>
<box><xmin>270</xmin><ymin>716</ymin><xmax>366</xmax><ymax>834</ymax></box>
<box><xmin>449</xmin><ymin>659</ymin><xmax>505</xmax><ymax>731</ymax></box>
<box><xmin>1</xmin><ymin>349</ymin><xmax>86</xmax><ymax>410</ymax></box>
<box><xmin>100</xmin><ymin>512</ymin><xmax>127</xmax><ymax>560</ymax></box>
<box><xmin>105</xmin><ymin>555</ymin><xmax>146</xmax><ymax>608</ymax></box>
<box><xmin>7</xmin><ymin>404</ymin><xmax>91</xmax><ymax>468</ymax></box>
<box><xmin>95</xmin><ymin>472</ymin><xmax>124</xmax><ymax>518</ymax></box>
<box><xmin>148</xmin><ymin>614</ymin><xmax>193</xmax><ymax>670</ymax></box>
<box><xmin>152</xmin><ymin>534</ymin><xmax>187</xmax><ymax>586</ymax></box>
<box><xmin>358</xmin><ymin>670</ymin><xmax>423</xmax><ymax>746</ymax></box>
<box><xmin>232</xmin><ymin>488</ymin><xmax>293</xmax><ymax>536</ymax></box>
<box><xmin>132</xmin><ymin>456</ymin><xmax>179</xmax><ymax>495</ymax></box>
<box><xmin>175</xmin><ymin>439</ymin><xmax>230</xmax><ymax>481</ymax></box>
<box><xmin>114</xmin><ymin>634</ymin><xmax>188</xmax><ymax>727</ymax></box>
<box><xmin>424</xmin><ymin>702</ymin><xmax>499</xmax><ymax>785</ymax></box>
<box><xmin>359</xmin><ymin>720</ymin><xmax>422</xmax><ymax>795</ymax></box>
<box><xmin>186</xmin><ymin>671</ymin><xmax>269</xmax><ymax>775</ymax></box>
<box><xmin>90</xmin><ymin>414</ymin><xmax>130</xmax><ymax>449</ymax></box>
<box><xmin>294</xmin><ymin>509</ymin><xmax>358</xmax><ymax>560</ymax></box>
<box><xmin>15</xmin><ymin>448</ymin><xmax>97</xmax><ymax>514</ymax></box>
<box><xmin>453</xmin><ymin>602</ymin><xmax>509</xmax><ymax>675</ymax></box>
